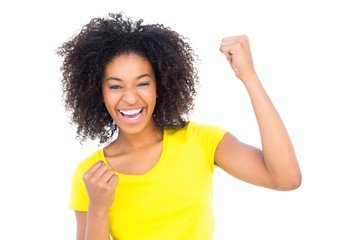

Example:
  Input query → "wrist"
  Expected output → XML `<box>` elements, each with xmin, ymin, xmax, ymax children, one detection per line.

<box><xmin>88</xmin><ymin>204</ymin><xmax>110</xmax><ymax>219</ymax></box>
<box><xmin>238</xmin><ymin>72</ymin><xmax>259</xmax><ymax>86</ymax></box>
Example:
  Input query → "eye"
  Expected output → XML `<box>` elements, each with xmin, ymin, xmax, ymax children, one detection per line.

<box><xmin>137</xmin><ymin>82</ymin><xmax>150</xmax><ymax>87</ymax></box>
<box><xmin>109</xmin><ymin>85</ymin><xmax>122</xmax><ymax>89</ymax></box>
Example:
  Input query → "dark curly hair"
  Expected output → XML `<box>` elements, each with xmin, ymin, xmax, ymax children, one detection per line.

<box><xmin>56</xmin><ymin>12</ymin><xmax>199</xmax><ymax>144</ymax></box>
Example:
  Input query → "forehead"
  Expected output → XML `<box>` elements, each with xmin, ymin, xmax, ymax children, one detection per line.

<box><xmin>103</xmin><ymin>53</ymin><xmax>155</xmax><ymax>81</ymax></box>
<box><xmin>104</xmin><ymin>53</ymin><xmax>154</xmax><ymax>76</ymax></box>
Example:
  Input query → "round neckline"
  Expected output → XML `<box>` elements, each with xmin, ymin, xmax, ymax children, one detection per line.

<box><xmin>101</xmin><ymin>130</ymin><xmax>166</xmax><ymax>177</ymax></box>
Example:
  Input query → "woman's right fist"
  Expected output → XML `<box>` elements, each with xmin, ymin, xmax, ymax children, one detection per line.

<box><xmin>83</xmin><ymin>160</ymin><xmax>118</xmax><ymax>210</ymax></box>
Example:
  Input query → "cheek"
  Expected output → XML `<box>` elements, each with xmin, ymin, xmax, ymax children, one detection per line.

<box><xmin>102</xmin><ymin>93</ymin><xmax>110</xmax><ymax>105</ymax></box>
<box><xmin>102</xmin><ymin>93</ymin><xmax>110</xmax><ymax>103</ymax></box>
<box><xmin>102</xmin><ymin>87</ymin><xmax>116</xmax><ymax>102</ymax></box>
<box><xmin>102</xmin><ymin>91</ymin><xmax>118</xmax><ymax>110</ymax></box>
<box><xmin>147</xmin><ymin>90</ymin><xmax>158</xmax><ymax>106</ymax></box>
<box><xmin>138</xmin><ymin>88</ymin><xmax>157</xmax><ymax>103</ymax></box>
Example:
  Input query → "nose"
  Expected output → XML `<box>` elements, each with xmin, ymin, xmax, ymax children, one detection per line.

<box><xmin>123</xmin><ymin>87</ymin><xmax>139</xmax><ymax>105</ymax></box>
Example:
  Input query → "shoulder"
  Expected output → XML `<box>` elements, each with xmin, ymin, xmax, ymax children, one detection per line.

<box><xmin>75</xmin><ymin>149</ymin><xmax>104</xmax><ymax>173</ymax></box>
<box><xmin>167</xmin><ymin>121</ymin><xmax>228</xmax><ymax>142</ymax></box>
<box><xmin>187</xmin><ymin>121</ymin><xmax>228</xmax><ymax>137</ymax></box>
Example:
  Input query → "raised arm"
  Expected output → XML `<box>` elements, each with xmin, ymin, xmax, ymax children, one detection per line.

<box><xmin>215</xmin><ymin>35</ymin><xmax>301</xmax><ymax>190</ymax></box>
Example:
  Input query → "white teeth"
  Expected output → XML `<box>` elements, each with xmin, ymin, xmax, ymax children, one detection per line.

<box><xmin>120</xmin><ymin>108</ymin><xmax>142</xmax><ymax>115</ymax></box>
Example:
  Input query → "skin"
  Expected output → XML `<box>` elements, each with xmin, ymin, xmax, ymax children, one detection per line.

<box><xmin>215</xmin><ymin>36</ymin><xmax>301</xmax><ymax>189</ymax></box>
<box><xmin>75</xmin><ymin>35</ymin><xmax>302</xmax><ymax>240</ymax></box>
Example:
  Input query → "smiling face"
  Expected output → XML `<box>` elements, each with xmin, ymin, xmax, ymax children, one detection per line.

<box><xmin>102</xmin><ymin>53</ymin><xmax>158</xmax><ymax>136</ymax></box>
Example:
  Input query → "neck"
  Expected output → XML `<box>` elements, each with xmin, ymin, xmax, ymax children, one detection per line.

<box><xmin>115</xmin><ymin>124</ymin><xmax>163</xmax><ymax>151</ymax></box>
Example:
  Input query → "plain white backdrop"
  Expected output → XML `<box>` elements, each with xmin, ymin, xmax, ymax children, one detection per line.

<box><xmin>0</xmin><ymin>0</ymin><xmax>359</xmax><ymax>239</ymax></box>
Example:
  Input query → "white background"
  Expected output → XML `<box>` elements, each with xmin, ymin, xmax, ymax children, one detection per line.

<box><xmin>0</xmin><ymin>0</ymin><xmax>359</xmax><ymax>239</ymax></box>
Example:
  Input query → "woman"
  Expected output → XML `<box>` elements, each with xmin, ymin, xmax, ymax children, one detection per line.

<box><xmin>57</xmin><ymin>12</ymin><xmax>301</xmax><ymax>240</ymax></box>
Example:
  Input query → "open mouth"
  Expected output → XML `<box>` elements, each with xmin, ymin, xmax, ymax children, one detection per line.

<box><xmin>119</xmin><ymin>108</ymin><xmax>143</xmax><ymax>121</ymax></box>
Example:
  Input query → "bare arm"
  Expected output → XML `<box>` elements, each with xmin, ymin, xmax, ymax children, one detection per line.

<box><xmin>75</xmin><ymin>211</ymin><xmax>87</xmax><ymax>240</ymax></box>
<box><xmin>216</xmin><ymin>36</ymin><xmax>301</xmax><ymax>190</ymax></box>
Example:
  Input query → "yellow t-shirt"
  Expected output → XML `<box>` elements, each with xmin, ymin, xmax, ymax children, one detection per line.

<box><xmin>70</xmin><ymin>121</ymin><xmax>227</xmax><ymax>240</ymax></box>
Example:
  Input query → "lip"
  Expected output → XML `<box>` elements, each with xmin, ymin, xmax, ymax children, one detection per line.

<box><xmin>118</xmin><ymin>107</ymin><xmax>145</xmax><ymax>124</ymax></box>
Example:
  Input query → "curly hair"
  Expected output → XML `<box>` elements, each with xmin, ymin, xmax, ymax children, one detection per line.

<box><xmin>56</xmin><ymin>12</ymin><xmax>199</xmax><ymax>144</ymax></box>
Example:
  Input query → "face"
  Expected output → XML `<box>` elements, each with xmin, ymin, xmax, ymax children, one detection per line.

<box><xmin>102</xmin><ymin>53</ymin><xmax>157</xmax><ymax>136</ymax></box>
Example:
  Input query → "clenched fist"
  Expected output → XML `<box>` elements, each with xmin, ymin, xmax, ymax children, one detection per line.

<box><xmin>219</xmin><ymin>35</ymin><xmax>257</xmax><ymax>82</ymax></box>
<box><xmin>83</xmin><ymin>160</ymin><xmax>118</xmax><ymax>211</ymax></box>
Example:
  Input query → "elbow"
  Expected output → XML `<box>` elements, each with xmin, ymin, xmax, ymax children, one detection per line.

<box><xmin>281</xmin><ymin>179</ymin><xmax>301</xmax><ymax>191</ymax></box>
<box><xmin>275</xmin><ymin>174</ymin><xmax>302</xmax><ymax>191</ymax></box>
<box><xmin>273</xmin><ymin>156</ymin><xmax>302</xmax><ymax>191</ymax></box>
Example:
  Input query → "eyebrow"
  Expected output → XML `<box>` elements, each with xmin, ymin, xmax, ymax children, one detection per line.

<box><xmin>105</xmin><ymin>73</ymin><xmax>152</xmax><ymax>82</ymax></box>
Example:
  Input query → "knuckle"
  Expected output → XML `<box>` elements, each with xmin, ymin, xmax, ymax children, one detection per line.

<box><xmin>82</xmin><ymin>173</ymin><xmax>89</xmax><ymax>181</ymax></box>
<box><xmin>89</xmin><ymin>178</ymin><xmax>98</xmax><ymax>186</ymax></box>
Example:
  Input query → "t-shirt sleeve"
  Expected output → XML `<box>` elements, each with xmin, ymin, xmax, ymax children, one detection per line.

<box><xmin>190</xmin><ymin>122</ymin><xmax>228</xmax><ymax>171</ymax></box>
<box><xmin>69</xmin><ymin>164</ymin><xmax>89</xmax><ymax>211</ymax></box>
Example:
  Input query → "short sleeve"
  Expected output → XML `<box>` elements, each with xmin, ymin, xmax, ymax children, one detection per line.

<box><xmin>69</xmin><ymin>164</ymin><xmax>89</xmax><ymax>211</ymax></box>
<box><xmin>188</xmin><ymin>122</ymin><xmax>228</xmax><ymax>171</ymax></box>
